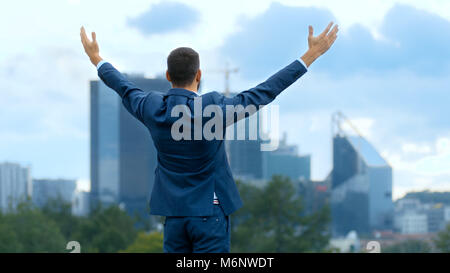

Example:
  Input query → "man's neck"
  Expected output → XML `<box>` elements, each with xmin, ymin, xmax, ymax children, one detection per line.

<box><xmin>172</xmin><ymin>85</ymin><xmax>198</xmax><ymax>93</ymax></box>
<box><xmin>172</xmin><ymin>86</ymin><xmax>197</xmax><ymax>93</ymax></box>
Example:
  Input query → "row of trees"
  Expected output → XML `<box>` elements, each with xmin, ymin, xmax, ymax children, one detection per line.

<box><xmin>0</xmin><ymin>200</ymin><xmax>145</xmax><ymax>253</ymax></box>
<box><xmin>1</xmin><ymin>175</ymin><xmax>448</xmax><ymax>253</ymax></box>
<box><xmin>0</xmin><ymin>176</ymin><xmax>332</xmax><ymax>253</ymax></box>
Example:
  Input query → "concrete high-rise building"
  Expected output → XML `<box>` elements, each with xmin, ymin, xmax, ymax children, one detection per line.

<box><xmin>445</xmin><ymin>206</ymin><xmax>450</xmax><ymax>223</ymax></box>
<box><xmin>331</xmin><ymin>134</ymin><xmax>394</xmax><ymax>236</ymax></box>
<box><xmin>32</xmin><ymin>178</ymin><xmax>76</xmax><ymax>208</ymax></box>
<box><xmin>426</xmin><ymin>204</ymin><xmax>447</xmax><ymax>233</ymax></box>
<box><xmin>90</xmin><ymin>74</ymin><xmax>171</xmax><ymax>217</ymax></box>
<box><xmin>394</xmin><ymin>197</ymin><xmax>450</xmax><ymax>234</ymax></box>
<box><xmin>0</xmin><ymin>162</ymin><xmax>31</xmax><ymax>212</ymax></box>
<box><xmin>395</xmin><ymin>212</ymin><xmax>428</xmax><ymax>234</ymax></box>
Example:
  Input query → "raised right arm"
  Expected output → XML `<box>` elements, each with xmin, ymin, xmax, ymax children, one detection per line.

<box><xmin>80</xmin><ymin>27</ymin><xmax>149</xmax><ymax>123</ymax></box>
<box><xmin>215</xmin><ymin>22</ymin><xmax>339</xmax><ymax>125</ymax></box>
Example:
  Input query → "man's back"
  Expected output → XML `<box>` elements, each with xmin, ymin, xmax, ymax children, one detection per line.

<box><xmin>145</xmin><ymin>88</ymin><xmax>239</xmax><ymax>216</ymax></box>
<box><xmin>97</xmin><ymin>60</ymin><xmax>307</xmax><ymax>217</ymax></box>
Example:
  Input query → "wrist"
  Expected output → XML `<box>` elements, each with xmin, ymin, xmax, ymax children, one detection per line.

<box><xmin>89</xmin><ymin>54</ymin><xmax>103</xmax><ymax>66</ymax></box>
<box><xmin>300</xmin><ymin>49</ymin><xmax>320</xmax><ymax>68</ymax></box>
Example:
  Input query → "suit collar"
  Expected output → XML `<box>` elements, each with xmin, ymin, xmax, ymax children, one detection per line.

<box><xmin>165</xmin><ymin>88</ymin><xmax>199</xmax><ymax>98</ymax></box>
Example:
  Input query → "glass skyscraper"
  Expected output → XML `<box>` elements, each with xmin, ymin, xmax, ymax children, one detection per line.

<box><xmin>224</xmin><ymin>92</ymin><xmax>264</xmax><ymax>180</ymax></box>
<box><xmin>262</xmin><ymin>136</ymin><xmax>311</xmax><ymax>182</ymax></box>
<box><xmin>226</xmin><ymin>134</ymin><xmax>264</xmax><ymax>180</ymax></box>
<box><xmin>331</xmin><ymin>135</ymin><xmax>393</xmax><ymax>236</ymax></box>
<box><xmin>90</xmin><ymin>74</ymin><xmax>171</xmax><ymax>217</ymax></box>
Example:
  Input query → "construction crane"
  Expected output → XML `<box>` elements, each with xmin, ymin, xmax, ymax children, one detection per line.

<box><xmin>208</xmin><ymin>62</ymin><xmax>239</xmax><ymax>96</ymax></box>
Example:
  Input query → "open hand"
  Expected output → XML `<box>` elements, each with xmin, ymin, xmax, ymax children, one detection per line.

<box><xmin>301</xmin><ymin>22</ymin><xmax>339</xmax><ymax>67</ymax></box>
<box><xmin>80</xmin><ymin>26</ymin><xmax>102</xmax><ymax>66</ymax></box>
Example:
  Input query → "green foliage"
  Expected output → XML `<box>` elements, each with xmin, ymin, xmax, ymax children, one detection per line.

<box><xmin>71</xmin><ymin>205</ymin><xmax>138</xmax><ymax>253</ymax></box>
<box><xmin>0</xmin><ymin>214</ymin><xmax>23</xmax><ymax>253</ymax></box>
<box><xmin>0</xmin><ymin>202</ymin><xmax>66</xmax><ymax>253</ymax></box>
<box><xmin>1</xmin><ymin>177</ymin><xmax>331</xmax><ymax>253</ymax></box>
<box><xmin>383</xmin><ymin>240</ymin><xmax>432</xmax><ymax>253</ymax></box>
<box><xmin>434</xmin><ymin>223</ymin><xmax>450</xmax><ymax>253</ymax></box>
<box><xmin>0</xmin><ymin>199</ymin><xmax>139</xmax><ymax>253</ymax></box>
<box><xmin>41</xmin><ymin>197</ymin><xmax>83</xmax><ymax>239</ymax></box>
<box><xmin>231</xmin><ymin>176</ymin><xmax>331</xmax><ymax>253</ymax></box>
<box><xmin>121</xmin><ymin>232</ymin><xmax>163</xmax><ymax>253</ymax></box>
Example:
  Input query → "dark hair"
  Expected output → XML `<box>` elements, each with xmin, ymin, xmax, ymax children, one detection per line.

<box><xmin>167</xmin><ymin>47</ymin><xmax>200</xmax><ymax>87</ymax></box>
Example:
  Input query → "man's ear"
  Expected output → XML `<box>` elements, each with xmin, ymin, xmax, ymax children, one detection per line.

<box><xmin>166</xmin><ymin>70</ymin><xmax>171</xmax><ymax>82</ymax></box>
<box><xmin>196</xmin><ymin>69</ymin><xmax>202</xmax><ymax>82</ymax></box>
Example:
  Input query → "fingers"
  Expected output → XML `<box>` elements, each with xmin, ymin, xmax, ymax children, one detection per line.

<box><xmin>328</xmin><ymin>24</ymin><xmax>338</xmax><ymax>44</ymax></box>
<box><xmin>328</xmin><ymin>33</ymin><xmax>338</xmax><ymax>47</ymax></box>
<box><xmin>327</xmin><ymin>24</ymin><xmax>339</xmax><ymax>38</ymax></box>
<box><xmin>80</xmin><ymin>26</ymin><xmax>87</xmax><ymax>40</ymax></box>
<box><xmin>80</xmin><ymin>26</ymin><xmax>97</xmax><ymax>45</ymax></box>
<box><xmin>308</xmin><ymin>25</ymin><xmax>314</xmax><ymax>38</ymax></box>
<box><xmin>80</xmin><ymin>26</ymin><xmax>89</xmax><ymax>46</ymax></box>
<box><xmin>320</xmin><ymin>22</ymin><xmax>334</xmax><ymax>37</ymax></box>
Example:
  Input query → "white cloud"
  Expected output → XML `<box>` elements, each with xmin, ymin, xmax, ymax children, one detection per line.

<box><xmin>401</xmin><ymin>142</ymin><xmax>432</xmax><ymax>155</ymax></box>
<box><xmin>414</xmin><ymin>137</ymin><xmax>450</xmax><ymax>176</ymax></box>
<box><xmin>383</xmin><ymin>136</ymin><xmax>450</xmax><ymax>198</ymax></box>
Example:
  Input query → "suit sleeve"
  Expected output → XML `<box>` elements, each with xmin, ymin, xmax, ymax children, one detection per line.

<box><xmin>97</xmin><ymin>62</ymin><xmax>149</xmax><ymax>123</ymax></box>
<box><xmin>216</xmin><ymin>59</ymin><xmax>307</xmax><ymax>126</ymax></box>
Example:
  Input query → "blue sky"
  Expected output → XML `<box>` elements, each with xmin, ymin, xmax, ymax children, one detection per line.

<box><xmin>1</xmin><ymin>0</ymin><xmax>450</xmax><ymax>199</ymax></box>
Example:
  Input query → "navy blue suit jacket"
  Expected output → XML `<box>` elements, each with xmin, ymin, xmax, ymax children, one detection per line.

<box><xmin>97</xmin><ymin>60</ymin><xmax>307</xmax><ymax>216</ymax></box>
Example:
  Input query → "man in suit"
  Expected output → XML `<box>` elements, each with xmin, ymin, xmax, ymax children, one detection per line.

<box><xmin>80</xmin><ymin>22</ymin><xmax>338</xmax><ymax>253</ymax></box>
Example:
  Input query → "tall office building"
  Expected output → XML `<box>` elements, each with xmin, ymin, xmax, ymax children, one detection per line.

<box><xmin>0</xmin><ymin>162</ymin><xmax>31</xmax><ymax>212</ymax></box>
<box><xmin>331</xmin><ymin>134</ymin><xmax>393</xmax><ymax>236</ymax></box>
<box><xmin>226</xmin><ymin>133</ymin><xmax>264</xmax><ymax>180</ymax></box>
<box><xmin>262</xmin><ymin>134</ymin><xmax>311</xmax><ymax>181</ymax></box>
<box><xmin>90</xmin><ymin>74</ymin><xmax>171</xmax><ymax>217</ymax></box>
<box><xmin>32</xmin><ymin>178</ymin><xmax>76</xmax><ymax>208</ymax></box>
<box><xmin>224</xmin><ymin>92</ymin><xmax>264</xmax><ymax>180</ymax></box>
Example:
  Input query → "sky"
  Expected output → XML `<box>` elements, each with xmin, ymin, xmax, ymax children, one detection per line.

<box><xmin>1</xmin><ymin>0</ymin><xmax>450</xmax><ymax>199</ymax></box>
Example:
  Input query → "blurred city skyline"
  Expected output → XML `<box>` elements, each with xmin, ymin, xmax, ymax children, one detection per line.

<box><xmin>1</xmin><ymin>0</ymin><xmax>450</xmax><ymax>199</ymax></box>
